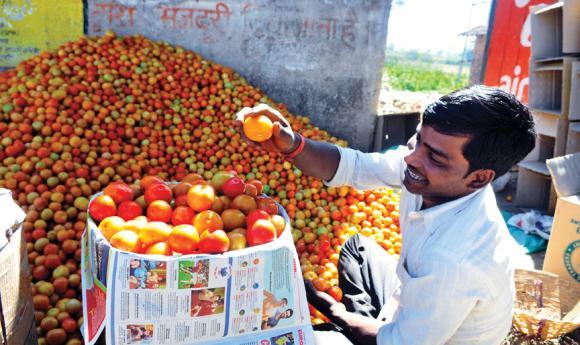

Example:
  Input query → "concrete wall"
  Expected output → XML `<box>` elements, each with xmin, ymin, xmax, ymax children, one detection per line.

<box><xmin>87</xmin><ymin>0</ymin><xmax>392</xmax><ymax>150</ymax></box>
<box><xmin>0</xmin><ymin>0</ymin><xmax>83</xmax><ymax>69</ymax></box>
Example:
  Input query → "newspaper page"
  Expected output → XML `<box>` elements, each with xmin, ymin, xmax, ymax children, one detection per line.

<box><xmin>81</xmin><ymin>220</ymin><xmax>112</xmax><ymax>345</ymax></box>
<box><xmin>103</xmin><ymin>230</ymin><xmax>315</xmax><ymax>345</ymax></box>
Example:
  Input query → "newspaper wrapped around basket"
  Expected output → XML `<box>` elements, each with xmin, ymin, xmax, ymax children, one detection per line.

<box><xmin>81</xmin><ymin>192</ymin><xmax>315</xmax><ymax>345</ymax></box>
<box><xmin>512</xmin><ymin>269</ymin><xmax>580</xmax><ymax>339</ymax></box>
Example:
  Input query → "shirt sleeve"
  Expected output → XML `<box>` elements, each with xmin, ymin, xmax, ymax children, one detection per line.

<box><xmin>324</xmin><ymin>146</ymin><xmax>407</xmax><ymax>190</ymax></box>
<box><xmin>377</xmin><ymin>253</ymin><xmax>483</xmax><ymax>345</ymax></box>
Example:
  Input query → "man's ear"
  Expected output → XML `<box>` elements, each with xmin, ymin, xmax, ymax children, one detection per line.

<box><xmin>467</xmin><ymin>169</ymin><xmax>495</xmax><ymax>189</ymax></box>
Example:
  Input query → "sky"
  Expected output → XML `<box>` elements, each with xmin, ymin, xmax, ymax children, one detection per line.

<box><xmin>387</xmin><ymin>0</ymin><xmax>493</xmax><ymax>53</ymax></box>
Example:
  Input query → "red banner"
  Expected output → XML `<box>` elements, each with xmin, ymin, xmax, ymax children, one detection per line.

<box><xmin>483</xmin><ymin>0</ymin><xmax>557</xmax><ymax>104</ymax></box>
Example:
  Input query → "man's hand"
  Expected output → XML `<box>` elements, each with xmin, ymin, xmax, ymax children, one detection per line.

<box><xmin>306</xmin><ymin>280</ymin><xmax>381</xmax><ymax>345</ymax></box>
<box><xmin>305</xmin><ymin>279</ymin><xmax>345</xmax><ymax>321</ymax></box>
<box><xmin>236</xmin><ymin>104</ymin><xmax>341</xmax><ymax>182</ymax></box>
<box><xmin>235</xmin><ymin>104</ymin><xmax>297</xmax><ymax>154</ymax></box>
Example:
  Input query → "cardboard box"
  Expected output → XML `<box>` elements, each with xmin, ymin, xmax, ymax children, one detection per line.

<box><xmin>531</xmin><ymin>3</ymin><xmax>563</xmax><ymax>59</ymax></box>
<box><xmin>0</xmin><ymin>189</ymin><xmax>38</xmax><ymax>345</ymax></box>
<box><xmin>529</xmin><ymin>59</ymin><xmax>563</xmax><ymax>116</ymax></box>
<box><xmin>523</xmin><ymin>133</ymin><xmax>554</xmax><ymax>162</ymax></box>
<box><xmin>566</xmin><ymin>122</ymin><xmax>580</xmax><ymax>154</ymax></box>
<box><xmin>529</xmin><ymin>57</ymin><xmax>577</xmax><ymax>121</ymax></box>
<box><xmin>545</xmin><ymin>153</ymin><xmax>580</xmax><ymax>287</ymax></box>
<box><xmin>569</xmin><ymin>61</ymin><xmax>580</xmax><ymax>121</ymax></box>
<box><xmin>563</xmin><ymin>0</ymin><xmax>580</xmax><ymax>54</ymax></box>
<box><xmin>515</xmin><ymin>160</ymin><xmax>555</xmax><ymax>211</ymax></box>
<box><xmin>527</xmin><ymin>57</ymin><xmax>577</xmax><ymax>158</ymax></box>
<box><xmin>518</xmin><ymin>135</ymin><xmax>560</xmax><ymax>212</ymax></box>
<box><xmin>531</xmin><ymin>109</ymin><xmax>560</xmax><ymax>138</ymax></box>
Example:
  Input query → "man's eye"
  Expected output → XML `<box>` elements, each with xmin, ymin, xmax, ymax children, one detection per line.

<box><xmin>430</xmin><ymin>154</ymin><xmax>443</xmax><ymax>166</ymax></box>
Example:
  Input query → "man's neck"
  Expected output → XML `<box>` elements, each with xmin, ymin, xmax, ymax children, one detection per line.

<box><xmin>421</xmin><ymin>197</ymin><xmax>453</xmax><ymax>210</ymax></box>
<box><xmin>421</xmin><ymin>190</ymin><xmax>475</xmax><ymax>210</ymax></box>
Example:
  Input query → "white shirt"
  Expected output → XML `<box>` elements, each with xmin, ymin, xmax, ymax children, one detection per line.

<box><xmin>325</xmin><ymin>146</ymin><xmax>518</xmax><ymax>345</ymax></box>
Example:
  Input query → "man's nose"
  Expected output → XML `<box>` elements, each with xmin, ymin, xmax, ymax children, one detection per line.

<box><xmin>404</xmin><ymin>147</ymin><xmax>421</xmax><ymax>168</ymax></box>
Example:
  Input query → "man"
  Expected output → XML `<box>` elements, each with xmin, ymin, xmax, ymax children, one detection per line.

<box><xmin>262</xmin><ymin>309</ymin><xmax>294</xmax><ymax>330</ymax></box>
<box><xmin>262</xmin><ymin>290</ymin><xmax>289</xmax><ymax>319</ymax></box>
<box><xmin>191</xmin><ymin>290</ymin><xmax>222</xmax><ymax>317</ymax></box>
<box><xmin>236</xmin><ymin>85</ymin><xmax>536</xmax><ymax>344</ymax></box>
<box><xmin>180</xmin><ymin>261</ymin><xmax>207</xmax><ymax>288</ymax></box>
<box><xmin>130</xmin><ymin>260</ymin><xmax>147</xmax><ymax>289</ymax></box>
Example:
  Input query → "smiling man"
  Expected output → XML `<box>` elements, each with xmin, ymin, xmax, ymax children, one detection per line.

<box><xmin>236</xmin><ymin>85</ymin><xmax>536</xmax><ymax>344</ymax></box>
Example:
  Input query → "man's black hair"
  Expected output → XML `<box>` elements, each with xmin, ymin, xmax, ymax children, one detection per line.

<box><xmin>422</xmin><ymin>85</ymin><xmax>536</xmax><ymax>179</ymax></box>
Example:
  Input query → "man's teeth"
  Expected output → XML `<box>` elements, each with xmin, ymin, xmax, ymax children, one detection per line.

<box><xmin>408</xmin><ymin>169</ymin><xmax>425</xmax><ymax>181</ymax></box>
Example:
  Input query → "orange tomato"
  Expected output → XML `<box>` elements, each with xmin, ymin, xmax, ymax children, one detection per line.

<box><xmin>144</xmin><ymin>183</ymin><xmax>173</xmax><ymax>204</ymax></box>
<box><xmin>256</xmin><ymin>196</ymin><xmax>278</xmax><ymax>215</ymax></box>
<box><xmin>144</xmin><ymin>241</ymin><xmax>172</xmax><ymax>256</ymax></box>
<box><xmin>182</xmin><ymin>173</ymin><xmax>204</xmax><ymax>183</ymax></box>
<box><xmin>187</xmin><ymin>184</ymin><xmax>215</xmax><ymax>212</ymax></box>
<box><xmin>171</xmin><ymin>206</ymin><xmax>196</xmax><ymax>226</ymax></box>
<box><xmin>140</xmin><ymin>176</ymin><xmax>163</xmax><ymax>190</ymax></box>
<box><xmin>193</xmin><ymin>210</ymin><xmax>224</xmax><ymax>234</ymax></box>
<box><xmin>98</xmin><ymin>216</ymin><xmax>125</xmax><ymax>241</ymax></box>
<box><xmin>147</xmin><ymin>200</ymin><xmax>173</xmax><ymax>223</ymax></box>
<box><xmin>246</xmin><ymin>209</ymin><xmax>270</xmax><ymax>229</ymax></box>
<box><xmin>139</xmin><ymin>221</ymin><xmax>172</xmax><ymax>245</ymax></box>
<box><xmin>121</xmin><ymin>218</ymin><xmax>146</xmax><ymax>235</ymax></box>
<box><xmin>312</xmin><ymin>277</ymin><xmax>330</xmax><ymax>292</ymax></box>
<box><xmin>270</xmin><ymin>214</ymin><xmax>286</xmax><ymax>237</ymax></box>
<box><xmin>199</xmin><ymin>229</ymin><xmax>229</xmax><ymax>254</ymax></box>
<box><xmin>243</xmin><ymin>115</ymin><xmax>273</xmax><ymax>142</ymax></box>
<box><xmin>168</xmin><ymin>224</ymin><xmax>200</xmax><ymax>254</ymax></box>
<box><xmin>89</xmin><ymin>195</ymin><xmax>117</xmax><ymax>222</ymax></box>
<box><xmin>247</xmin><ymin>219</ymin><xmax>276</xmax><ymax>246</ymax></box>
<box><xmin>117</xmin><ymin>201</ymin><xmax>143</xmax><ymax>221</ymax></box>
<box><xmin>110</xmin><ymin>230</ymin><xmax>141</xmax><ymax>253</ymax></box>
<box><xmin>103</xmin><ymin>182</ymin><xmax>134</xmax><ymax>204</ymax></box>
<box><xmin>247</xmin><ymin>179</ymin><xmax>263</xmax><ymax>195</ymax></box>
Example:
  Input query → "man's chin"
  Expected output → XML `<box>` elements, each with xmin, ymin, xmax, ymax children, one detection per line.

<box><xmin>403</xmin><ymin>176</ymin><xmax>427</xmax><ymax>194</ymax></box>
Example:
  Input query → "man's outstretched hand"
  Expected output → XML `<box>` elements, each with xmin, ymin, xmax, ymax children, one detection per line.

<box><xmin>235</xmin><ymin>104</ymin><xmax>297</xmax><ymax>154</ymax></box>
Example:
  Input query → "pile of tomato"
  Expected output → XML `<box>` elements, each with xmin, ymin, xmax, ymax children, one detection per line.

<box><xmin>0</xmin><ymin>32</ymin><xmax>400</xmax><ymax>344</ymax></box>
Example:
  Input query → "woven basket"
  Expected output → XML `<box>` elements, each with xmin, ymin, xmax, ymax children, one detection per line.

<box><xmin>513</xmin><ymin>269</ymin><xmax>580</xmax><ymax>340</ymax></box>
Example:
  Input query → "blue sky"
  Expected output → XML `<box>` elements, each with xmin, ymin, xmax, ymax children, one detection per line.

<box><xmin>387</xmin><ymin>0</ymin><xmax>492</xmax><ymax>53</ymax></box>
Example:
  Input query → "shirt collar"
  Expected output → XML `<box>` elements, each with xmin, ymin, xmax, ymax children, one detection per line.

<box><xmin>410</xmin><ymin>185</ymin><xmax>490</xmax><ymax>234</ymax></box>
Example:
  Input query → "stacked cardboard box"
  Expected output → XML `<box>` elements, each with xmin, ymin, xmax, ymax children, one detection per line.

<box><xmin>545</xmin><ymin>153</ymin><xmax>580</xmax><ymax>288</ymax></box>
<box><xmin>568</xmin><ymin>61</ymin><xmax>580</xmax><ymax>153</ymax></box>
<box><xmin>516</xmin><ymin>1</ymin><xmax>580</xmax><ymax>213</ymax></box>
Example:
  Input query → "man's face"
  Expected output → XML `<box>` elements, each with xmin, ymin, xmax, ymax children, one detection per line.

<box><xmin>130</xmin><ymin>260</ymin><xmax>140</xmax><ymax>268</ymax></box>
<box><xmin>280</xmin><ymin>310</ymin><xmax>292</xmax><ymax>319</ymax></box>
<box><xmin>403</xmin><ymin>125</ymin><xmax>474</xmax><ymax>203</ymax></box>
